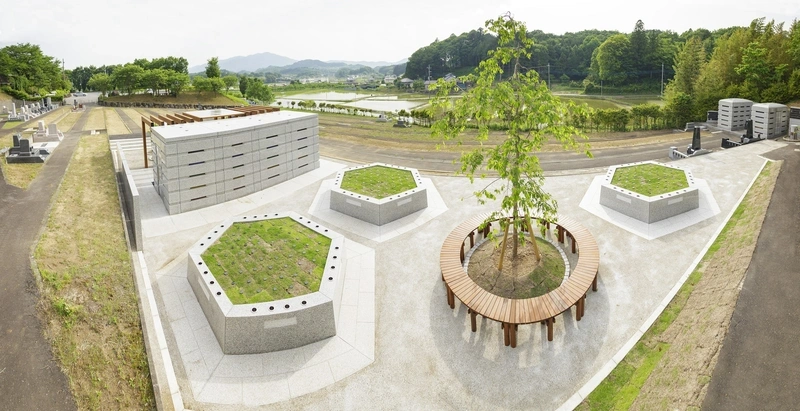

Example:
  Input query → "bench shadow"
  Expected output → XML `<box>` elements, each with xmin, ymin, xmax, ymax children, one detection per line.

<box><xmin>428</xmin><ymin>274</ymin><xmax>612</xmax><ymax>408</ymax></box>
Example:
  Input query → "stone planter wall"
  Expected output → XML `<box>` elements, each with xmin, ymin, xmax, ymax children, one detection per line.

<box><xmin>187</xmin><ymin>212</ymin><xmax>346</xmax><ymax>354</ymax></box>
<box><xmin>330</xmin><ymin>163</ymin><xmax>427</xmax><ymax>225</ymax></box>
<box><xmin>599</xmin><ymin>161</ymin><xmax>699</xmax><ymax>223</ymax></box>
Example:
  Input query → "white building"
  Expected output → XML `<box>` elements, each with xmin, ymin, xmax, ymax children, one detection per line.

<box><xmin>751</xmin><ymin>103</ymin><xmax>789</xmax><ymax>139</ymax></box>
<box><xmin>151</xmin><ymin>110</ymin><xmax>319</xmax><ymax>214</ymax></box>
<box><xmin>718</xmin><ymin>98</ymin><xmax>753</xmax><ymax>131</ymax></box>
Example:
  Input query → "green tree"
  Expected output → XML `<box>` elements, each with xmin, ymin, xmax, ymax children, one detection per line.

<box><xmin>192</xmin><ymin>76</ymin><xmax>212</xmax><ymax>92</ymax></box>
<box><xmin>87</xmin><ymin>73</ymin><xmax>111</xmax><ymax>96</ymax></box>
<box><xmin>671</xmin><ymin>36</ymin><xmax>706</xmax><ymax>95</ymax></box>
<box><xmin>629</xmin><ymin>20</ymin><xmax>648</xmax><ymax>78</ymax></box>
<box><xmin>736</xmin><ymin>41</ymin><xmax>787</xmax><ymax>101</ymax></box>
<box><xmin>246</xmin><ymin>79</ymin><xmax>274</xmax><ymax>103</ymax></box>
<box><xmin>141</xmin><ymin>68</ymin><xmax>170</xmax><ymax>95</ymax></box>
<box><xmin>206</xmin><ymin>57</ymin><xmax>221</xmax><ymax>78</ymax></box>
<box><xmin>595</xmin><ymin>34</ymin><xmax>632</xmax><ymax>85</ymax></box>
<box><xmin>0</xmin><ymin>43</ymin><xmax>69</xmax><ymax>93</ymax></box>
<box><xmin>222</xmin><ymin>75</ymin><xmax>238</xmax><ymax>91</ymax></box>
<box><xmin>431</xmin><ymin>13</ymin><xmax>590</xmax><ymax>264</ymax></box>
<box><xmin>239</xmin><ymin>76</ymin><xmax>250</xmax><ymax>96</ymax></box>
<box><xmin>111</xmin><ymin>64</ymin><xmax>145</xmax><ymax>95</ymax></box>
<box><xmin>165</xmin><ymin>71</ymin><xmax>189</xmax><ymax>96</ymax></box>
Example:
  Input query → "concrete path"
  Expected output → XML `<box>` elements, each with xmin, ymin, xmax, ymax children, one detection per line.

<box><xmin>114</xmin><ymin>107</ymin><xmax>142</xmax><ymax>134</ymax></box>
<box><xmin>0</xmin><ymin>109</ymin><xmax>91</xmax><ymax>410</ymax></box>
<box><xmin>704</xmin><ymin>144</ymin><xmax>800</xmax><ymax>409</ymax></box>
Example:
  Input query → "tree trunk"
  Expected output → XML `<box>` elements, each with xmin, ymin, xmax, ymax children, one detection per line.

<box><xmin>512</xmin><ymin>210</ymin><xmax>518</xmax><ymax>259</ymax></box>
<box><xmin>526</xmin><ymin>215</ymin><xmax>541</xmax><ymax>262</ymax></box>
<box><xmin>497</xmin><ymin>220</ymin><xmax>511</xmax><ymax>271</ymax></box>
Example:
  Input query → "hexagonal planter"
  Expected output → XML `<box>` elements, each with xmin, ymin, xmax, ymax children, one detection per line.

<box><xmin>187</xmin><ymin>211</ymin><xmax>345</xmax><ymax>354</ymax></box>
<box><xmin>330</xmin><ymin>163</ymin><xmax>427</xmax><ymax>225</ymax></box>
<box><xmin>599</xmin><ymin>161</ymin><xmax>699</xmax><ymax>223</ymax></box>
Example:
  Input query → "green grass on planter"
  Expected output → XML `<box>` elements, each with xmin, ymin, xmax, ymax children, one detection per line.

<box><xmin>340</xmin><ymin>165</ymin><xmax>416</xmax><ymax>199</ymax></box>
<box><xmin>201</xmin><ymin>218</ymin><xmax>331</xmax><ymax>304</ymax></box>
<box><xmin>611</xmin><ymin>163</ymin><xmax>688</xmax><ymax>197</ymax></box>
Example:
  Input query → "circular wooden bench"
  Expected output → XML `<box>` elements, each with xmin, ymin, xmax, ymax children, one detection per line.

<box><xmin>440</xmin><ymin>213</ymin><xmax>600</xmax><ymax>347</ymax></box>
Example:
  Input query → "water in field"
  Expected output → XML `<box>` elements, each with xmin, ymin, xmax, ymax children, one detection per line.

<box><xmin>342</xmin><ymin>100</ymin><xmax>426</xmax><ymax>112</ymax></box>
<box><xmin>283</xmin><ymin>92</ymin><xmax>369</xmax><ymax>101</ymax></box>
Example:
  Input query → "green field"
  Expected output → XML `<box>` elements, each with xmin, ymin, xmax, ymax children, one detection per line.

<box><xmin>201</xmin><ymin>218</ymin><xmax>331</xmax><ymax>304</ymax></box>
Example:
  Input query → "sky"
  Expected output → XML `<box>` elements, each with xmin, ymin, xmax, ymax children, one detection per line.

<box><xmin>1</xmin><ymin>0</ymin><xmax>798</xmax><ymax>70</ymax></box>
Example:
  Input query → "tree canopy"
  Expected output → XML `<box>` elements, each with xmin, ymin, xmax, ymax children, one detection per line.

<box><xmin>0</xmin><ymin>43</ymin><xmax>70</xmax><ymax>97</ymax></box>
<box><xmin>431</xmin><ymin>13</ymin><xmax>590</xmax><ymax>261</ymax></box>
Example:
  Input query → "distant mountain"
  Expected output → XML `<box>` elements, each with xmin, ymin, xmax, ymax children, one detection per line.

<box><xmin>189</xmin><ymin>52</ymin><xmax>296</xmax><ymax>73</ymax></box>
<box><xmin>326</xmin><ymin>58</ymin><xmax>407</xmax><ymax>68</ymax></box>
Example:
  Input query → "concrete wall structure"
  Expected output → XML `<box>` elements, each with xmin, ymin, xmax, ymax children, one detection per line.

<box><xmin>330</xmin><ymin>163</ymin><xmax>427</xmax><ymax>225</ymax></box>
<box><xmin>187</xmin><ymin>212</ymin><xmax>346</xmax><ymax>354</ymax></box>
<box><xmin>752</xmin><ymin>103</ymin><xmax>789</xmax><ymax>139</ymax></box>
<box><xmin>151</xmin><ymin>111</ymin><xmax>319</xmax><ymax>214</ymax></box>
<box><xmin>718</xmin><ymin>98</ymin><xmax>753</xmax><ymax>131</ymax></box>
<box><xmin>115</xmin><ymin>144</ymin><xmax>143</xmax><ymax>251</ymax></box>
<box><xmin>599</xmin><ymin>162</ymin><xmax>699</xmax><ymax>224</ymax></box>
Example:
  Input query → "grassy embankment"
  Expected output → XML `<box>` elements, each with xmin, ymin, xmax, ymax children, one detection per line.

<box><xmin>579</xmin><ymin>160</ymin><xmax>781</xmax><ymax>410</ymax></box>
<box><xmin>33</xmin><ymin>131</ymin><xmax>155</xmax><ymax>410</ymax></box>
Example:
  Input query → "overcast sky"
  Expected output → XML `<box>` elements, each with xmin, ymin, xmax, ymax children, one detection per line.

<box><xmin>1</xmin><ymin>0</ymin><xmax>798</xmax><ymax>69</ymax></box>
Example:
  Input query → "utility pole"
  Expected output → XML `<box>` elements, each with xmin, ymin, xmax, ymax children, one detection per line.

<box><xmin>427</xmin><ymin>65</ymin><xmax>432</xmax><ymax>81</ymax></box>
<box><xmin>660</xmin><ymin>63</ymin><xmax>664</xmax><ymax>96</ymax></box>
<box><xmin>547</xmin><ymin>63</ymin><xmax>551</xmax><ymax>90</ymax></box>
<box><xmin>600</xmin><ymin>79</ymin><xmax>603</xmax><ymax>96</ymax></box>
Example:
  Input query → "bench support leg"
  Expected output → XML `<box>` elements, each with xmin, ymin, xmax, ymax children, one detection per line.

<box><xmin>469</xmin><ymin>310</ymin><xmax>477</xmax><ymax>332</ymax></box>
<box><xmin>446</xmin><ymin>285</ymin><xmax>454</xmax><ymax>309</ymax></box>
<box><xmin>546</xmin><ymin>318</ymin><xmax>554</xmax><ymax>342</ymax></box>
<box><xmin>503</xmin><ymin>323</ymin><xmax>511</xmax><ymax>347</ymax></box>
<box><xmin>460</xmin><ymin>243</ymin><xmax>465</xmax><ymax>264</ymax></box>
<box><xmin>468</xmin><ymin>231</ymin><xmax>475</xmax><ymax>249</ymax></box>
<box><xmin>509</xmin><ymin>323</ymin><xmax>517</xmax><ymax>348</ymax></box>
<box><xmin>571</xmin><ymin>235</ymin><xmax>577</xmax><ymax>254</ymax></box>
<box><xmin>592</xmin><ymin>275</ymin><xmax>598</xmax><ymax>292</ymax></box>
<box><xmin>580</xmin><ymin>295</ymin><xmax>586</xmax><ymax>318</ymax></box>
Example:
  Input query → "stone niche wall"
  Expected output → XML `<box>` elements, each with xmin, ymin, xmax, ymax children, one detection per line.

<box><xmin>330</xmin><ymin>163</ymin><xmax>427</xmax><ymax>225</ymax></box>
<box><xmin>599</xmin><ymin>162</ymin><xmax>699</xmax><ymax>224</ymax></box>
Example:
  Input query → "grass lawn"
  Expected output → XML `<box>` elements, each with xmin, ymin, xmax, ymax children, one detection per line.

<box><xmin>611</xmin><ymin>163</ymin><xmax>688</xmax><ymax>196</ymax></box>
<box><xmin>103</xmin><ymin>91</ymin><xmax>240</xmax><ymax>106</ymax></box>
<box><xmin>560</xmin><ymin>96</ymin><xmax>624</xmax><ymax>110</ymax></box>
<box><xmin>340</xmin><ymin>165</ymin><xmax>417</xmax><ymax>199</ymax></box>
<box><xmin>83</xmin><ymin>107</ymin><xmax>106</xmax><ymax>131</ymax></box>
<box><xmin>103</xmin><ymin>108</ymin><xmax>130</xmax><ymax>135</ymax></box>
<box><xmin>34</xmin><ymin>132</ymin><xmax>154</xmax><ymax>410</ymax></box>
<box><xmin>55</xmin><ymin>112</ymin><xmax>84</xmax><ymax>133</ymax></box>
<box><xmin>2</xmin><ymin>120</ymin><xmax>22</xmax><ymax>129</ymax></box>
<box><xmin>579</xmin><ymin>161</ymin><xmax>780</xmax><ymax>410</ymax></box>
<box><xmin>0</xmin><ymin>160</ymin><xmax>43</xmax><ymax>189</ymax></box>
<box><xmin>201</xmin><ymin>218</ymin><xmax>331</xmax><ymax>304</ymax></box>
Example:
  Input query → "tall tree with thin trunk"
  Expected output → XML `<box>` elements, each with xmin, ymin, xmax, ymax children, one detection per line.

<box><xmin>431</xmin><ymin>13</ymin><xmax>591</xmax><ymax>267</ymax></box>
<box><xmin>205</xmin><ymin>57</ymin><xmax>221</xmax><ymax>78</ymax></box>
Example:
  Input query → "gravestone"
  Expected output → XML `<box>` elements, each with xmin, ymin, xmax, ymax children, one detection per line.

<box><xmin>47</xmin><ymin>123</ymin><xmax>59</xmax><ymax>137</ymax></box>
<box><xmin>11</xmin><ymin>103</ymin><xmax>16</xmax><ymax>117</ymax></box>
<box><xmin>691</xmin><ymin>127</ymin><xmax>701</xmax><ymax>151</ymax></box>
<box><xmin>46</xmin><ymin>97</ymin><xmax>51</xmax><ymax>107</ymax></box>
<box><xmin>2</xmin><ymin>106</ymin><xmax>6</xmax><ymax>114</ymax></box>
<box><xmin>38</xmin><ymin>121</ymin><xmax>45</xmax><ymax>132</ymax></box>
<box><xmin>18</xmin><ymin>139</ymin><xmax>31</xmax><ymax>156</ymax></box>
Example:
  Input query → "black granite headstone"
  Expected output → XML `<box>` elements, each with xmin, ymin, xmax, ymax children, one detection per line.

<box><xmin>692</xmin><ymin>127</ymin><xmax>702</xmax><ymax>150</ymax></box>
<box><xmin>18</xmin><ymin>139</ymin><xmax>31</xmax><ymax>156</ymax></box>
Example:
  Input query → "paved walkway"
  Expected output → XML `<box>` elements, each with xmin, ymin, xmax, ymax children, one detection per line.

<box><xmin>0</xmin><ymin>109</ymin><xmax>91</xmax><ymax>410</ymax></box>
<box><xmin>704</xmin><ymin>144</ymin><xmax>800</xmax><ymax>409</ymax></box>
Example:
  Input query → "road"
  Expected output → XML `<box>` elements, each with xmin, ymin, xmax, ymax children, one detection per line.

<box><xmin>320</xmin><ymin>138</ymin><xmax>683</xmax><ymax>175</ymax></box>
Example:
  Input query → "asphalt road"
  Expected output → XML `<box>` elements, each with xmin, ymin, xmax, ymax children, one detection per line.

<box><xmin>319</xmin><ymin>137</ymin><xmax>685</xmax><ymax>175</ymax></box>
<box><xmin>703</xmin><ymin>144</ymin><xmax>800</xmax><ymax>410</ymax></box>
<box><xmin>0</xmin><ymin>111</ymin><xmax>90</xmax><ymax>410</ymax></box>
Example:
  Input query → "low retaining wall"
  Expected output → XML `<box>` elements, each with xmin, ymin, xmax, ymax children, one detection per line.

<box><xmin>187</xmin><ymin>212</ymin><xmax>346</xmax><ymax>354</ymax></box>
<box><xmin>599</xmin><ymin>162</ymin><xmax>699</xmax><ymax>224</ymax></box>
<box><xmin>115</xmin><ymin>143</ymin><xmax>142</xmax><ymax>251</ymax></box>
<box><xmin>330</xmin><ymin>163</ymin><xmax>427</xmax><ymax>225</ymax></box>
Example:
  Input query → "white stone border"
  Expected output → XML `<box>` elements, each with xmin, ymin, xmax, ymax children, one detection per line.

<box><xmin>187</xmin><ymin>211</ymin><xmax>346</xmax><ymax>354</ymax></box>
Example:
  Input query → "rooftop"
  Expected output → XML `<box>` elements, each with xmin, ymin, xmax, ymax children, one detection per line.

<box><xmin>151</xmin><ymin>111</ymin><xmax>317</xmax><ymax>141</ymax></box>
